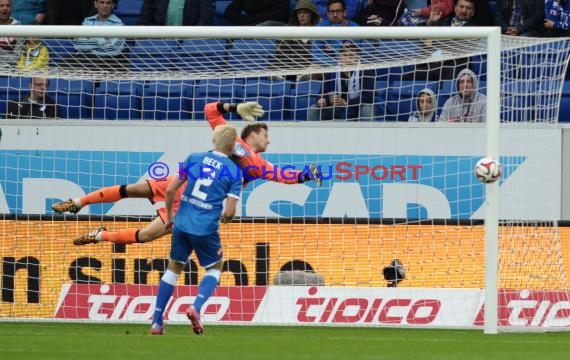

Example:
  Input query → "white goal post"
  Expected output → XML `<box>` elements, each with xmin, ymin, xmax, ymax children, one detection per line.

<box><xmin>1</xmin><ymin>25</ymin><xmax>569</xmax><ymax>333</ymax></box>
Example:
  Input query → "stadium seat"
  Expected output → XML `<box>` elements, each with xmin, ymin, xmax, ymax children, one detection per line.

<box><xmin>227</xmin><ymin>39</ymin><xmax>276</xmax><ymax>72</ymax></box>
<box><xmin>469</xmin><ymin>55</ymin><xmax>487</xmax><ymax>82</ymax></box>
<box><xmin>129</xmin><ymin>39</ymin><xmax>179</xmax><ymax>72</ymax></box>
<box><xmin>289</xmin><ymin>80</ymin><xmax>321</xmax><ymax>121</ymax></box>
<box><xmin>559</xmin><ymin>81</ymin><xmax>570</xmax><ymax>122</ymax></box>
<box><xmin>214</xmin><ymin>0</ymin><xmax>231</xmax><ymax>26</ymax></box>
<box><xmin>93</xmin><ymin>81</ymin><xmax>143</xmax><ymax>120</ymax></box>
<box><xmin>43</xmin><ymin>39</ymin><xmax>77</xmax><ymax>65</ymax></box>
<box><xmin>0</xmin><ymin>77</ymin><xmax>7</xmax><ymax>115</ymax></box>
<box><xmin>518</xmin><ymin>42</ymin><xmax>570</xmax><ymax>80</ymax></box>
<box><xmin>501</xmin><ymin>80</ymin><xmax>537</xmax><ymax>122</ymax></box>
<box><xmin>387</xmin><ymin>80</ymin><xmax>439</xmax><ymax>122</ymax></box>
<box><xmin>534</xmin><ymin>79</ymin><xmax>570</xmax><ymax>122</ymax></box>
<box><xmin>243</xmin><ymin>78</ymin><xmax>291</xmax><ymax>121</ymax></box>
<box><xmin>0</xmin><ymin>77</ymin><xmax>27</xmax><ymax>116</ymax></box>
<box><xmin>141</xmin><ymin>80</ymin><xmax>193</xmax><ymax>120</ymax></box>
<box><xmin>49</xmin><ymin>79</ymin><xmax>93</xmax><ymax>119</ymax></box>
<box><xmin>191</xmin><ymin>79</ymin><xmax>245</xmax><ymax>121</ymax></box>
<box><xmin>488</xmin><ymin>1</ymin><xmax>496</xmax><ymax>15</ymax></box>
<box><xmin>114</xmin><ymin>0</ymin><xmax>143</xmax><ymax>25</ymax></box>
<box><xmin>175</xmin><ymin>39</ymin><xmax>228</xmax><ymax>72</ymax></box>
<box><xmin>374</xmin><ymin>80</ymin><xmax>390</xmax><ymax>121</ymax></box>
<box><xmin>438</xmin><ymin>80</ymin><xmax>455</xmax><ymax>109</ymax></box>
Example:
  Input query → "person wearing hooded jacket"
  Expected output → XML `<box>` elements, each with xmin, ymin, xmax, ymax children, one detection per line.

<box><xmin>408</xmin><ymin>88</ymin><xmax>438</xmax><ymax>122</ymax></box>
<box><xmin>439</xmin><ymin>68</ymin><xmax>486</xmax><ymax>123</ymax></box>
<box><xmin>272</xmin><ymin>0</ymin><xmax>320</xmax><ymax>71</ymax></box>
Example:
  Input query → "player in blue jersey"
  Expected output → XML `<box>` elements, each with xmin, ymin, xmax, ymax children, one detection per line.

<box><xmin>150</xmin><ymin>125</ymin><xmax>243</xmax><ymax>336</ymax></box>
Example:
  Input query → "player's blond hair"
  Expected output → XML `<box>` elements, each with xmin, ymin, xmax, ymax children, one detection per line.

<box><xmin>213</xmin><ymin>125</ymin><xmax>237</xmax><ymax>155</ymax></box>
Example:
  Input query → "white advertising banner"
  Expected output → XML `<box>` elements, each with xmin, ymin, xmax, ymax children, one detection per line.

<box><xmin>54</xmin><ymin>284</ymin><xmax>570</xmax><ymax>328</ymax></box>
<box><xmin>0</xmin><ymin>121</ymin><xmax>561</xmax><ymax>220</ymax></box>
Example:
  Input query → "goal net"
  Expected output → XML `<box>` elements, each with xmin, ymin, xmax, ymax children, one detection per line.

<box><xmin>0</xmin><ymin>26</ymin><xmax>569</xmax><ymax>331</ymax></box>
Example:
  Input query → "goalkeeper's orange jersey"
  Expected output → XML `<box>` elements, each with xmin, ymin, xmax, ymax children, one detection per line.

<box><xmin>204</xmin><ymin>102</ymin><xmax>301</xmax><ymax>186</ymax></box>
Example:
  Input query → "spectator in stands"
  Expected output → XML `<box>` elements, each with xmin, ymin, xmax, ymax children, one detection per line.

<box><xmin>471</xmin><ymin>0</ymin><xmax>494</xmax><ymax>26</ymax></box>
<box><xmin>314</xmin><ymin>0</ymin><xmax>360</xmax><ymax>21</ymax></box>
<box><xmin>494</xmin><ymin>0</ymin><xmax>544</xmax><ymax>36</ymax></box>
<box><xmin>137</xmin><ymin>0</ymin><xmax>212</xmax><ymax>25</ymax></box>
<box><xmin>358</xmin><ymin>0</ymin><xmax>406</xmax><ymax>26</ymax></box>
<box><xmin>308</xmin><ymin>43</ymin><xmax>376</xmax><ymax>121</ymax></box>
<box><xmin>0</xmin><ymin>0</ymin><xmax>21</xmax><ymax>66</ymax></box>
<box><xmin>440</xmin><ymin>68</ymin><xmax>486</xmax><ymax>122</ymax></box>
<box><xmin>288</xmin><ymin>0</ymin><xmax>320</xmax><ymax>26</ymax></box>
<box><xmin>271</xmin><ymin>0</ymin><xmax>320</xmax><ymax>81</ymax></box>
<box><xmin>408</xmin><ymin>88</ymin><xmax>438</xmax><ymax>122</ymax></box>
<box><xmin>313</xmin><ymin>0</ymin><xmax>359</xmax><ymax>64</ymax></box>
<box><xmin>399</xmin><ymin>0</ymin><xmax>478</xmax><ymax>81</ymax></box>
<box><xmin>224</xmin><ymin>0</ymin><xmax>289</xmax><ymax>26</ymax></box>
<box><xmin>45</xmin><ymin>0</ymin><xmax>95</xmax><ymax>25</ymax></box>
<box><xmin>73</xmin><ymin>0</ymin><xmax>125</xmax><ymax>59</ymax></box>
<box><xmin>18</xmin><ymin>37</ymin><xmax>49</xmax><ymax>70</ymax></box>
<box><xmin>399</xmin><ymin>0</ymin><xmax>453</xmax><ymax>26</ymax></box>
<box><xmin>12</xmin><ymin>0</ymin><xmax>45</xmax><ymax>24</ymax></box>
<box><xmin>544</xmin><ymin>0</ymin><xmax>570</xmax><ymax>36</ymax></box>
<box><xmin>425</xmin><ymin>0</ymin><xmax>477</xmax><ymax>25</ymax></box>
<box><xmin>6</xmin><ymin>77</ymin><xmax>59</xmax><ymax>119</ymax></box>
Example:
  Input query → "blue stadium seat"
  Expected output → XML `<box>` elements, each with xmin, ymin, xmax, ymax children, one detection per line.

<box><xmin>115</xmin><ymin>0</ymin><xmax>143</xmax><ymax>25</ymax></box>
<box><xmin>191</xmin><ymin>79</ymin><xmax>244</xmax><ymax>121</ymax></box>
<box><xmin>289</xmin><ymin>80</ymin><xmax>321</xmax><ymax>121</ymax></box>
<box><xmin>469</xmin><ymin>55</ymin><xmax>487</xmax><ymax>82</ymax></box>
<box><xmin>374</xmin><ymin>80</ymin><xmax>390</xmax><ymax>121</ymax></box>
<box><xmin>141</xmin><ymin>80</ymin><xmax>193</xmax><ymax>120</ymax></box>
<box><xmin>244</xmin><ymin>78</ymin><xmax>291</xmax><ymax>121</ymax></box>
<box><xmin>49</xmin><ymin>79</ymin><xmax>93</xmax><ymax>119</ymax></box>
<box><xmin>559</xmin><ymin>81</ymin><xmax>570</xmax><ymax>122</ymax></box>
<box><xmin>175</xmin><ymin>39</ymin><xmax>227</xmax><ymax>72</ymax></box>
<box><xmin>387</xmin><ymin>80</ymin><xmax>439</xmax><ymax>122</ymax></box>
<box><xmin>129</xmin><ymin>39</ymin><xmax>179</xmax><ymax>71</ymax></box>
<box><xmin>0</xmin><ymin>77</ymin><xmax>27</xmax><ymax>116</ymax></box>
<box><xmin>43</xmin><ymin>39</ymin><xmax>77</xmax><ymax>65</ymax></box>
<box><xmin>93</xmin><ymin>81</ymin><xmax>143</xmax><ymax>120</ymax></box>
<box><xmin>115</xmin><ymin>0</ymin><xmax>143</xmax><ymax>12</ymax></box>
<box><xmin>227</xmin><ymin>39</ymin><xmax>276</xmax><ymax>71</ymax></box>
<box><xmin>488</xmin><ymin>1</ymin><xmax>496</xmax><ymax>15</ymax></box>
<box><xmin>518</xmin><ymin>42</ymin><xmax>570</xmax><ymax>80</ymax></box>
<box><xmin>214</xmin><ymin>1</ymin><xmax>231</xmax><ymax>26</ymax></box>
<box><xmin>438</xmin><ymin>80</ymin><xmax>455</xmax><ymax>109</ymax></box>
<box><xmin>0</xmin><ymin>76</ymin><xmax>8</xmax><ymax>115</ymax></box>
<box><xmin>501</xmin><ymin>80</ymin><xmax>537</xmax><ymax>122</ymax></box>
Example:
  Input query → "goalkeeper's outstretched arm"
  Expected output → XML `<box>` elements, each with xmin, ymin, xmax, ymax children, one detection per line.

<box><xmin>204</xmin><ymin>101</ymin><xmax>265</xmax><ymax>129</ymax></box>
<box><xmin>203</xmin><ymin>101</ymin><xmax>323</xmax><ymax>186</ymax></box>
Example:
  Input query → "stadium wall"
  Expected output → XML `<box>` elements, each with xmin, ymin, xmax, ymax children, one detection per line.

<box><xmin>1</xmin><ymin>120</ymin><xmax>569</xmax><ymax>327</ymax></box>
<box><xmin>2</xmin><ymin>219</ymin><xmax>570</xmax><ymax>327</ymax></box>
<box><xmin>0</xmin><ymin>120</ymin><xmax>562</xmax><ymax>220</ymax></box>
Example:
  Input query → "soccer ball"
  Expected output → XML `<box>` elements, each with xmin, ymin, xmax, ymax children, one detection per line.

<box><xmin>475</xmin><ymin>157</ymin><xmax>501</xmax><ymax>184</ymax></box>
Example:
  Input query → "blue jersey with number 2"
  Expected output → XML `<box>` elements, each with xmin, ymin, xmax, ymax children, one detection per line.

<box><xmin>175</xmin><ymin>150</ymin><xmax>242</xmax><ymax>236</ymax></box>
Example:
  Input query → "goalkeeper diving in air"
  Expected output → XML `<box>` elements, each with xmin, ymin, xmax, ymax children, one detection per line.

<box><xmin>51</xmin><ymin>101</ymin><xmax>323</xmax><ymax>245</ymax></box>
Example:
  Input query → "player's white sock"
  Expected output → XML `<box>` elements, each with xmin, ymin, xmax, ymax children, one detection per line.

<box><xmin>73</xmin><ymin>198</ymin><xmax>82</xmax><ymax>207</ymax></box>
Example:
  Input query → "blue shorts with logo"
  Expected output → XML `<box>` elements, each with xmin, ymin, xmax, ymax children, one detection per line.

<box><xmin>170</xmin><ymin>226</ymin><xmax>223</xmax><ymax>268</ymax></box>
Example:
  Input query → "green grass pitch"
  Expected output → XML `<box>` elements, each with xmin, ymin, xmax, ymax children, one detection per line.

<box><xmin>0</xmin><ymin>322</ymin><xmax>568</xmax><ymax>360</ymax></box>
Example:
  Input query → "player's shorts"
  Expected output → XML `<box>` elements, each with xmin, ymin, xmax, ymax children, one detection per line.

<box><xmin>147</xmin><ymin>176</ymin><xmax>184</xmax><ymax>223</ymax></box>
<box><xmin>170</xmin><ymin>226</ymin><xmax>223</xmax><ymax>268</ymax></box>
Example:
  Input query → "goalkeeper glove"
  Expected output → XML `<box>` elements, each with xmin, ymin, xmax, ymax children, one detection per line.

<box><xmin>236</xmin><ymin>101</ymin><xmax>265</xmax><ymax>122</ymax></box>
<box><xmin>298</xmin><ymin>164</ymin><xmax>322</xmax><ymax>187</ymax></box>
